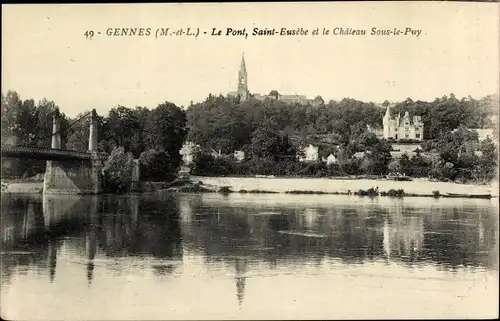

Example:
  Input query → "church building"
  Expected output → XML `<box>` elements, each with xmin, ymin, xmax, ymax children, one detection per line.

<box><xmin>382</xmin><ymin>105</ymin><xmax>424</xmax><ymax>141</ymax></box>
<box><xmin>228</xmin><ymin>54</ymin><xmax>250</xmax><ymax>101</ymax></box>
<box><xmin>227</xmin><ymin>54</ymin><xmax>321</xmax><ymax>106</ymax></box>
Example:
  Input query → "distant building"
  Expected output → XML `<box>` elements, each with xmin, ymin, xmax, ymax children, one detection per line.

<box><xmin>233</xmin><ymin>150</ymin><xmax>245</xmax><ymax>162</ymax></box>
<box><xmin>179</xmin><ymin>141</ymin><xmax>200</xmax><ymax>165</ymax></box>
<box><xmin>228</xmin><ymin>54</ymin><xmax>250</xmax><ymax>101</ymax></box>
<box><xmin>383</xmin><ymin>105</ymin><xmax>424</xmax><ymax>141</ymax></box>
<box><xmin>450</xmin><ymin>127</ymin><xmax>495</xmax><ymax>144</ymax></box>
<box><xmin>228</xmin><ymin>54</ymin><xmax>322</xmax><ymax>106</ymax></box>
<box><xmin>298</xmin><ymin>144</ymin><xmax>319</xmax><ymax>162</ymax></box>
<box><xmin>470</xmin><ymin>128</ymin><xmax>494</xmax><ymax>141</ymax></box>
<box><xmin>353</xmin><ymin>150</ymin><xmax>435</xmax><ymax>159</ymax></box>
<box><xmin>325</xmin><ymin>154</ymin><xmax>337</xmax><ymax>165</ymax></box>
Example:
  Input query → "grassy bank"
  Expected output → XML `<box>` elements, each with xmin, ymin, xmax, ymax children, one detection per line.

<box><xmin>2</xmin><ymin>176</ymin><xmax>496</xmax><ymax>200</ymax></box>
<box><xmin>189</xmin><ymin>176</ymin><xmax>497</xmax><ymax>199</ymax></box>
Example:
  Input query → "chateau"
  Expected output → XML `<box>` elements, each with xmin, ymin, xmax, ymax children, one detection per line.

<box><xmin>228</xmin><ymin>54</ymin><xmax>323</xmax><ymax>106</ymax></box>
<box><xmin>382</xmin><ymin>105</ymin><xmax>424</xmax><ymax>141</ymax></box>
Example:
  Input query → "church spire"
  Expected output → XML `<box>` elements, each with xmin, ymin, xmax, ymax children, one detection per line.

<box><xmin>240</xmin><ymin>53</ymin><xmax>246</xmax><ymax>74</ymax></box>
<box><xmin>237</xmin><ymin>53</ymin><xmax>249</xmax><ymax>101</ymax></box>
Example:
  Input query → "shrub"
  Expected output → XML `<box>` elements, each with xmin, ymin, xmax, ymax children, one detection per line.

<box><xmin>102</xmin><ymin>147</ymin><xmax>135</xmax><ymax>194</ymax></box>
<box><xmin>386</xmin><ymin>189</ymin><xmax>405</xmax><ymax>197</ymax></box>
<box><xmin>355</xmin><ymin>188</ymin><xmax>379</xmax><ymax>196</ymax></box>
<box><xmin>218</xmin><ymin>186</ymin><xmax>232</xmax><ymax>194</ymax></box>
<box><xmin>139</xmin><ymin>148</ymin><xmax>177</xmax><ymax>182</ymax></box>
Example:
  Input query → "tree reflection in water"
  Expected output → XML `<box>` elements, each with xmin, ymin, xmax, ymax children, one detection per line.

<box><xmin>1</xmin><ymin>193</ymin><xmax>497</xmax><ymax>307</ymax></box>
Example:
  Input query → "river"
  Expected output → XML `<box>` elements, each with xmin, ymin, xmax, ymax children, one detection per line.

<box><xmin>1</xmin><ymin>192</ymin><xmax>498</xmax><ymax>319</ymax></box>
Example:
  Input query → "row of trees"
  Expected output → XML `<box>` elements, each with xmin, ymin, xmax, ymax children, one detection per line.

<box><xmin>2</xmin><ymin>90</ymin><xmax>498</xmax><ymax>187</ymax></box>
<box><xmin>1</xmin><ymin>91</ymin><xmax>72</xmax><ymax>177</ymax></box>
<box><xmin>190</xmin><ymin>118</ymin><xmax>394</xmax><ymax>178</ymax></box>
<box><xmin>191</xmin><ymin>133</ymin><xmax>497</xmax><ymax>184</ymax></box>
<box><xmin>189</xmin><ymin>119</ymin><xmax>497</xmax><ymax>184</ymax></box>
<box><xmin>1</xmin><ymin>91</ymin><xmax>188</xmax><ymax>186</ymax></box>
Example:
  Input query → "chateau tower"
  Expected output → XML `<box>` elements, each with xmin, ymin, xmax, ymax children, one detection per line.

<box><xmin>383</xmin><ymin>105</ymin><xmax>391</xmax><ymax>138</ymax></box>
<box><xmin>237</xmin><ymin>54</ymin><xmax>249</xmax><ymax>101</ymax></box>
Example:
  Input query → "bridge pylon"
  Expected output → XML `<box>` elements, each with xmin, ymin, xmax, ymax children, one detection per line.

<box><xmin>88</xmin><ymin>109</ymin><xmax>98</xmax><ymax>152</ymax></box>
<box><xmin>51</xmin><ymin>108</ymin><xmax>61</xmax><ymax>149</ymax></box>
<box><xmin>43</xmin><ymin>109</ymin><xmax>104</xmax><ymax>195</ymax></box>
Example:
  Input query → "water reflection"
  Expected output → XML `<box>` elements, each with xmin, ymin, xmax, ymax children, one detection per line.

<box><xmin>0</xmin><ymin>193</ymin><xmax>498</xmax><ymax>318</ymax></box>
<box><xmin>1</xmin><ymin>194</ymin><xmax>184</xmax><ymax>287</ymax></box>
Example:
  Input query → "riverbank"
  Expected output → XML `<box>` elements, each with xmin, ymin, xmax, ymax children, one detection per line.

<box><xmin>2</xmin><ymin>176</ymin><xmax>497</xmax><ymax>199</ymax></box>
<box><xmin>190</xmin><ymin>176</ymin><xmax>498</xmax><ymax>198</ymax></box>
<box><xmin>1</xmin><ymin>181</ymin><xmax>43</xmax><ymax>194</ymax></box>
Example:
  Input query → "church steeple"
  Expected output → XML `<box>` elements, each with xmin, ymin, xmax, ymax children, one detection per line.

<box><xmin>240</xmin><ymin>54</ymin><xmax>247</xmax><ymax>75</ymax></box>
<box><xmin>237</xmin><ymin>53</ymin><xmax>249</xmax><ymax>101</ymax></box>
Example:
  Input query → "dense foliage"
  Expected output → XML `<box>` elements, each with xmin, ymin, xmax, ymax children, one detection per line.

<box><xmin>102</xmin><ymin>147</ymin><xmax>135</xmax><ymax>193</ymax></box>
<box><xmin>2</xmin><ymin>89</ymin><xmax>498</xmax><ymax>185</ymax></box>
<box><xmin>187</xmin><ymin>93</ymin><xmax>498</xmax><ymax>184</ymax></box>
<box><xmin>1</xmin><ymin>91</ymin><xmax>70</xmax><ymax>178</ymax></box>
<box><xmin>1</xmin><ymin>91</ymin><xmax>188</xmax><ymax>181</ymax></box>
<box><xmin>186</xmin><ymin>93</ymin><xmax>498</xmax><ymax>153</ymax></box>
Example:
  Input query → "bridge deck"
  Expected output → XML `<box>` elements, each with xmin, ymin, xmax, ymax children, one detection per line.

<box><xmin>1</xmin><ymin>145</ymin><xmax>103</xmax><ymax>161</ymax></box>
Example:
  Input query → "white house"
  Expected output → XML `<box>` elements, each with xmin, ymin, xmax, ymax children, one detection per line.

<box><xmin>471</xmin><ymin>128</ymin><xmax>495</xmax><ymax>141</ymax></box>
<box><xmin>326</xmin><ymin>154</ymin><xmax>337</xmax><ymax>165</ymax></box>
<box><xmin>450</xmin><ymin>127</ymin><xmax>496</xmax><ymax>142</ymax></box>
<box><xmin>179</xmin><ymin>141</ymin><xmax>200</xmax><ymax>165</ymax></box>
<box><xmin>298</xmin><ymin>144</ymin><xmax>319</xmax><ymax>162</ymax></box>
<box><xmin>233</xmin><ymin>150</ymin><xmax>245</xmax><ymax>162</ymax></box>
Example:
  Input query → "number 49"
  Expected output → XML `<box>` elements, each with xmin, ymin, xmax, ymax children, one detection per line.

<box><xmin>84</xmin><ymin>30</ymin><xmax>94</xmax><ymax>39</ymax></box>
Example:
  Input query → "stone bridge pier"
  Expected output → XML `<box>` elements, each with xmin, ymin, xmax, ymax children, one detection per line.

<box><xmin>43</xmin><ymin>109</ymin><xmax>105</xmax><ymax>195</ymax></box>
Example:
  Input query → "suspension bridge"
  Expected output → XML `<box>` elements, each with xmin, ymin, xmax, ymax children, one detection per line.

<box><xmin>0</xmin><ymin>109</ymin><xmax>137</xmax><ymax>195</ymax></box>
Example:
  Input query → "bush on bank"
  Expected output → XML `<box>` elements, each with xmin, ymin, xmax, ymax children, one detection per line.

<box><xmin>189</xmin><ymin>140</ymin><xmax>498</xmax><ymax>184</ymax></box>
<box><xmin>102</xmin><ymin>147</ymin><xmax>135</xmax><ymax>194</ymax></box>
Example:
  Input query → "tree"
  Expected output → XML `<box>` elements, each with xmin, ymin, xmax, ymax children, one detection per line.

<box><xmin>1</xmin><ymin>91</ymin><xmax>23</xmax><ymax>143</ymax></box>
<box><xmin>475</xmin><ymin>137</ymin><xmax>498</xmax><ymax>182</ymax></box>
<box><xmin>410</xmin><ymin>150</ymin><xmax>432</xmax><ymax>178</ymax></box>
<box><xmin>388</xmin><ymin>159</ymin><xmax>400</xmax><ymax>174</ymax></box>
<box><xmin>399</xmin><ymin>153</ymin><xmax>411</xmax><ymax>176</ymax></box>
<box><xmin>362</xmin><ymin>138</ymin><xmax>392</xmax><ymax>175</ymax></box>
<box><xmin>429</xmin><ymin>158</ymin><xmax>457</xmax><ymax>181</ymax></box>
<box><xmin>144</xmin><ymin>102</ymin><xmax>188</xmax><ymax>172</ymax></box>
<box><xmin>249</xmin><ymin>120</ymin><xmax>300</xmax><ymax>162</ymax></box>
<box><xmin>102</xmin><ymin>147</ymin><xmax>135</xmax><ymax>193</ymax></box>
<box><xmin>106</xmin><ymin>106</ymin><xmax>146</xmax><ymax>157</ymax></box>
<box><xmin>249</xmin><ymin>122</ymin><xmax>283</xmax><ymax>160</ymax></box>
<box><xmin>66</xmin><ymin>110</ymin><xmax>91</xmax><ymax>151</ymax></box>
<box><xmin>1</xmin><ymin>91</ymin><xmax>71</xmax><ymax>177</ymax></box>
<box><xmin>139</xmin><ymin>148</ymin><xmax>177</xmax><ymax>181</ymax></box>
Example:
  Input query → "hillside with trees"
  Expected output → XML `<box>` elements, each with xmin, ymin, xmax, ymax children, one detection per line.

<box><xmin>1</xmin><ymin>90</ymin><xmax>497</xmax><ymax>185</ymax></box>
<box><xmin>186</xmin><ymin>93</ymin><xmax>498</xmax><ymax>183</ymax></box>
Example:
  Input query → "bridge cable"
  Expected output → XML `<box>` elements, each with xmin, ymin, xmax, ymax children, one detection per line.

<box><xmin>68</xmin><ymin>126</ymin><xmax>89</xmax><ymax>151</ymax></box>
<box><xmin>23</xmin><ymin>110</ymin><xmax>93</xmax><ymax>147</ymax></box>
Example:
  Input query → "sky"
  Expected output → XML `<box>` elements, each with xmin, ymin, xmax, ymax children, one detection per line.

<box><xmin>2</xmin><ymin>2</ymin><xmax>499</xmax><ymax>118</ymax></box>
